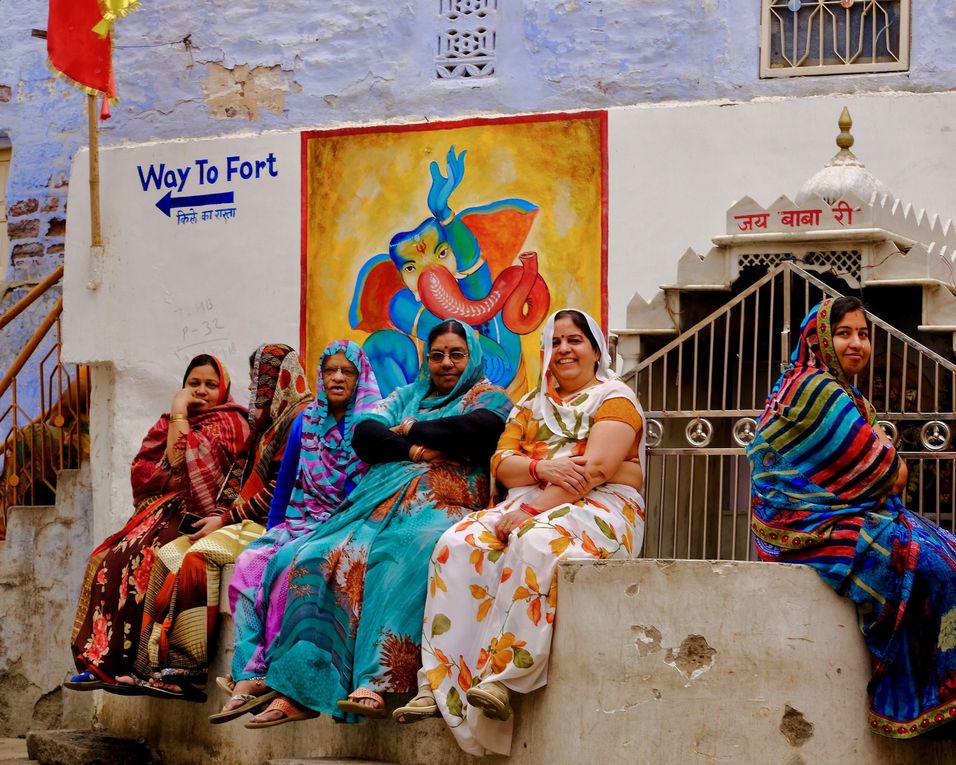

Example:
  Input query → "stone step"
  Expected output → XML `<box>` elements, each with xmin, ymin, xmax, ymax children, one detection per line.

<box><xmin>0</xmin><ymin>737</ymin><xmax>33</xmax><ymax>763</ymax></box>
<box><xmin>266</xmin><ymin>760</ymin><xmax>398</xmax><ymax>765</ymax></box>
<box><xmin>25</xmin><ymin>730</ymin><xmax>151</xmax><ymax>765</ymax></box>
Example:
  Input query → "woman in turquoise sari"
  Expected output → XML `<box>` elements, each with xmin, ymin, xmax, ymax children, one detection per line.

<box><xmin>246</xmin><ymin>319</ymin><xmax>512</xmax><ymax>727</ymax></box>
<box><xmin>748</xmin><ymin>296</ymin><xmax>956</xmax><ymax>739</ymax></box>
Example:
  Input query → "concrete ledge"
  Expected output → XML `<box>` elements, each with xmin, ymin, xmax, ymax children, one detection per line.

<box><xmin>25</xmin><ymin>729</ymin><xmax>152</xmax><ymax>765</ymax></box>
<box><xmin>98</xmin><ymin>560</ymin><xmax>956</xmax><ymax>764</ymax></box>
<box><xmin>0</xmin><ymin>467</ymin><xmax>94</xmax><ymax>737</ymax></box>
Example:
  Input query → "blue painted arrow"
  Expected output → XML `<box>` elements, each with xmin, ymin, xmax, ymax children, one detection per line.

<box><xmin>156</xmin><ymin>190</ymin><xmax>235</xmax><ymax>217</ymax></box>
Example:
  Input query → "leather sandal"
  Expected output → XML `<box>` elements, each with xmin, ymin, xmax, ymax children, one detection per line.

<box><xmin>466</xmin><ymin>681</ymin><xmax>512</xmax><ymax>721</ymax></box>
<box><xmin>244</xmin><ymin>696</ymin><xmax>318</xmax><ymax>729</ymax></box>
<box><xmin>392</xmin><ymin>685</ymin><xmax>439</xmax><ymax>724</ymax></box>
<box><xmin>63</xmin><ymin>671</ymin><xmax>103</xmax><ymax>691</ymax></box>
<box><xmin>216</xmin><ymin>675</ymin><xmax>266</xmax><ymax>696</ymax></box>
<box><xmin>209</xmin><ymin>690</ymin><xmax>278</xmax><ymax>724</ymax></box>
<box><xmin>337</xmin><ymin>687</ymin><xmax>387</xmax><ymax>719</ymax></box>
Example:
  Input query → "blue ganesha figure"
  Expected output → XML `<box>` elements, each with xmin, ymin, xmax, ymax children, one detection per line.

<box><xmin>348</xmin><ymin>147</ymin><xmax>551</xmax><ymax>396</ymax></box>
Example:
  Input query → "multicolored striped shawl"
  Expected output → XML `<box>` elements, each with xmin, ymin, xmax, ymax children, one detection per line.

<box><xmin>747</xmin><ymin>300</ymin><xmax>956</xmax><ymax>738</ymax></box>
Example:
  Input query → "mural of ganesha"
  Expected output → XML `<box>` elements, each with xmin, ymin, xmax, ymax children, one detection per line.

<box><xmin>348</xmin><ymin>147</ymin><xmax>551</xmax><ymax>395</ymax></box>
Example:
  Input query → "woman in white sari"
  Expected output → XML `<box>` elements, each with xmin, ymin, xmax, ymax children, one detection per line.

<box><xmin>395</xmin><ymin>309</ymin><xmax>646</xmax><ymax>756</ymax></box>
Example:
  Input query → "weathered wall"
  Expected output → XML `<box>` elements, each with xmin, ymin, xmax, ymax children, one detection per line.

<box><xmin>4</xmin><ymin>0</ymin><xmax>956</xmax><ymax>460</ymax></box>
<box><xmin>96</xmin><ymin>560</ymin><xmax>956</xmax><ymax>764</ymax></box>
<box><xmin>5</xmin><ymin>0</ymin><xmax>956</xmax><ymax>282</ymax></box>
<box><xmin>0</xmin><ymin>466</ymin><xmax>94</xmax><ymax>736</ymax></box>
<box><xmin>60</xmin><ymin>92</ymin><xmax>956</xmax><ymax>528</ymax></box>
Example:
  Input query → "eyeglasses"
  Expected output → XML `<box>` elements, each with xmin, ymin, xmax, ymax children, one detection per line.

<box><xmin>321</xmin><ymin>366</ymin><xmax>359</xmax><ymax>379</ymax></box>
<box><xmin>427</xmin><ymin>350</ymin><xmax>469</xmax><ymax>364</ymax></box>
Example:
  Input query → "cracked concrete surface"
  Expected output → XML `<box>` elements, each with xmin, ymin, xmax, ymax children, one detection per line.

<box><xmin>664</xmin><ymin>634</ymin><xmax>717</xmax><ymax>681</ymax></box>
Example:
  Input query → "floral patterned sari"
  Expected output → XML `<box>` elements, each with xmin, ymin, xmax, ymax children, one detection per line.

<box><xmin>69</xmin><ymin>355</ymin><xmax>249</xmax><ymax>682</ymax></box>
<box><xmin>262</xmin><ymin>320</ymin><xmax>512</xmax><ymax>720</ymax></box>
<box><xmin>420</xmin><ymin>309</ymin><xmax>646</xmax><ymax>756</ymax></box>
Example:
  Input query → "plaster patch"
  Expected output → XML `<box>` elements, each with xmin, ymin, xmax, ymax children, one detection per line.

<box><xmin>201</xmin><ymin>63</ymin><xmax>291</xmax><ymax>120</ymax></box>
<box><xmin>664</xmin><ymin>634</ymin><xmax>716</xmax><ymax>680</ymax></box>
<box><xmin>779</xmin><ymin>705</ymin><xmax>814</xmax><ymax>747</ymax></box>
<box><xmin>631</xmin><ymin>624</ymin><xmax>662</xmax><ymax>657</ymax></box>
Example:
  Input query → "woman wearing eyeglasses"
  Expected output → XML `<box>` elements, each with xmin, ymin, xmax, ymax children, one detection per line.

<box><xmin>241</xmin><ymin>319</ymin><xmax>512</xmax><ymax>727</ymax></box>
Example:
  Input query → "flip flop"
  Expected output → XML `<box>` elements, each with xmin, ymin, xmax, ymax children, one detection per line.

<box><xmin>216</xmin><ymin>675</ymin><xmax>266</xmax><ymax>696</ymax></box>
<box><xmin>208</xmin><ymin>690</ymin><xmax>278</xmax><ymax>724</ymax></box>
<box><xmin>337</xmin><ymin>687</ymin><xmax>387</xmax><ymax>719</ymax></box>
<box><xmin>62</xmin><ymin>671</ymin><xmax>104</xmax><ymax>691</ymax></box>
<box><xmin>244</xmin><ymin>696</ymin><xmax>318</xmax><ymax>729</ymax></box>
<box><xmin>140</xmin><ymin>679</ymin><xmax>207</xmax><ymax>703</ymax></box>
<box><xmin>102</xmin><ymin>679</ymin><xmax>148</xmax><ymax>696</ymax></box>
<box><xmin>465</xmin><ymin>681</ymin><xmax>512</xmax><ymax>721</ymax></box>
<box><xmin>392</xmin><ymin>686</ymin><xmax>439</xmax><ymax>724</ymax></box>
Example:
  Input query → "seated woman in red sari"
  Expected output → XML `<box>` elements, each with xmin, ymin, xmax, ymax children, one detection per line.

<box><xmin>747</xmin><ymin>296</ymin><xmax>956</xmax><ymax>738</ymax></box>
<box><xmin>64</xmin><ymin>354</ymin><xmax>250</xmax><ymax>690</ymax></box>
<box><xmin>119</xmin><ymin>344</ymin><xmax>313</xmax><ymax>699</ymax></box>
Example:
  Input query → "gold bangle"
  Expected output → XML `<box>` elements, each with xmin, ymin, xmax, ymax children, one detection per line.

<box><xmin>169</xmin><ymin>414</ymin><xmax>189</xmax><ymax>422</ymax></box>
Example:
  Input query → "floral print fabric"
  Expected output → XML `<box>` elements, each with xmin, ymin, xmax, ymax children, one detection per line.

<box><xmin>262</xmin><ymin>320</ymin><xmax>512</xmax><ymax>720</ymax></box>
<box><xmin>70</xmin><ymin>358</ymin><xmax>248</xmax><ymax>681</ymax></box>
<box><xmin>420</xmin><ymin>313</ymin><xmax>646</xmax><ymax>756</ymax></box>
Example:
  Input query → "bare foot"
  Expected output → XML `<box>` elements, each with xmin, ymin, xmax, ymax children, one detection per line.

<box><xmin>115</xmin><ymin>675</ymin><xmax>138</xmax><ymax>686</ymax></box>
<box><xmin>147</xmin><ymin>678</ymin><xmax>182</xmax><ymax>694</ymax></box>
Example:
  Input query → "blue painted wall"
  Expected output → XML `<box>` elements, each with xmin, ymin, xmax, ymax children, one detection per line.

<box><xmin>2</xmin><ymin>1</ymin><xmax>954</xmax><ymax>281</ymax></box>
<box><xmin>0</xmin><ymin>0</ymin><xmax>953</xmax><ymax>343</ymax></box>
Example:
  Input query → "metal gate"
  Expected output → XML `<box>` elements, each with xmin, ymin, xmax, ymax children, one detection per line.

<box><xmin>633</xmin><ymin>262</ymin><xmax>956</xmax><ymax>560</ymax></box>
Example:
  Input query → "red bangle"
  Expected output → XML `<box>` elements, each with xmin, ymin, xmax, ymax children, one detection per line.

<box><xmin>520</xmin><ymin>502</ymin><xmax>544</xmax><ymax>517</ymax></box>
<box><xmin>528</xmin><ymin>459</ymin><xmax>540</xmax><ymax>482</ymax></box>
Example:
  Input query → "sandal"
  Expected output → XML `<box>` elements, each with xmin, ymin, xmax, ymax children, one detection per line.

<box><xmin>62</xmin><ymin>671</ymin><xmax>103</xmax><ymax>691</ymax></box>
<box><xmin>102</xmin><ymin>677</ymin><xmax>149</xmax><ymax>696</ymax></box>
<box><xmin>215</xmin><ymin>676</ymin><xmax>236</xmax><ymax>695</ymax></box>
<box><xmin>216</xmin><ymin>675</ymin><xmax>266</xmax><ymax>695</ymax></box>
<box><xmin>209</xmin><ymin>690</ymin><xmax>278</xmax><ymax>724</ymax></box>
<box><xmin>392</xmin><ymin>685</ymin><xmax>439</xmax><ymax>724</ymax></box>
<box><xmin>140</xmin><ymin>678</ymin><xmax>207</xmax><ymax>703</ymax></box>
<box><xmin>244</xmin><ymin>696</ymin><xmax>318</xmax><ymax>729</ymax></box>
<box><xmin>466</xmin><ymin>681</ymin><xmax>512</xmax><ymax>721</ymax></box>
<box><xmin>337</xmin><ymin>687</ymin><xmax>387</xmax><ymax>719</ymax></box>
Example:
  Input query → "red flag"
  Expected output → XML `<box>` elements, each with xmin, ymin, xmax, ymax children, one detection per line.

<box><xmin>47</xmin><ymin>0</ymin><xmax>116</xmax><ymax>100</ymax></box>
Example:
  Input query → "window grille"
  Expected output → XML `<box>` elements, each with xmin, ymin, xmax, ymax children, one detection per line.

<box><xmin>437</xmin><ymin>0</ymin><xmax>497</xmax><ymax>80</ymax></box>
<box><xmin>761</xmin><ymin>0</ymin><xmax>909</xmax><ymax>78</ymax></box>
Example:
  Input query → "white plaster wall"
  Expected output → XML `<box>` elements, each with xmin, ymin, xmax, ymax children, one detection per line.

<box><xmin>63</xmin><ymin>92</ymin><xmax>956</xmax><ymax>528</ymax></box>
<box><xmin>63</xmin><ymin>131</ymin><xmax>300</xmax><ymax>532</ymax></box>
<box><xmin>608</xmin><ymin>90</ymin><xmax>956</xmax><ymax>327</ymax></box>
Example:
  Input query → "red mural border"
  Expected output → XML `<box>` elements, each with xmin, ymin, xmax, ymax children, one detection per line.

<box><xmin>299</xmin><ymin>110</ymin><xmax>609</xmax><ymax>360</ymax></box>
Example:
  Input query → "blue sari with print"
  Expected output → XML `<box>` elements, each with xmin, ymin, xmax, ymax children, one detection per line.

<box><xmin>264</xmin><ymin>320</ymin><xmax>512</xmax><ymax>720</ymax></box>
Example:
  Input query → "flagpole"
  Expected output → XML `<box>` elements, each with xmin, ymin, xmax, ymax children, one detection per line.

<box><xmin>87</xmin><ymin>93</ymin><xmax>102</xmax><ymax>248</ymax></box>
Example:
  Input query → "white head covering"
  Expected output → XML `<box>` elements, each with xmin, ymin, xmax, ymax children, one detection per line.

<box><xmin>532</xmin><ymin>308</ymin><xmax>646</xmax><ymax>475</ymax></box>
<box><xmin>538</xmin><ymin>309</ymin><xmax>613</xmax><ymax>386</ymax></box>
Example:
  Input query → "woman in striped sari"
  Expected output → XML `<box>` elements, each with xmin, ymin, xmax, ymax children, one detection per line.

<box><xmin>747</xmin><ymin>296</ymin><xmax>956</xmax><ymax>738</ymax></box>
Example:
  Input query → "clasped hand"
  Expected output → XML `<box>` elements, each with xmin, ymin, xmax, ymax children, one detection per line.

<box><xmin>535</xmin><ymin>455</ymin><xmax>590</xmax><ymax>494</ymax></box>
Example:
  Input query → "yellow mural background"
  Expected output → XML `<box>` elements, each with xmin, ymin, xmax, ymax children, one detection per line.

<box><xmin>303</xmin><ymin>114</ymin><xmax>605</xmax><ymax>390</ymax></box>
